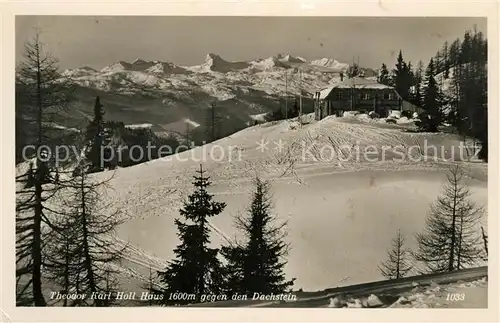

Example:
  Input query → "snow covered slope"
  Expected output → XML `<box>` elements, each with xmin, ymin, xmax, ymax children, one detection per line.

<box><xmin>89</xmin><ymin>115</ymin><xmax>487</xmax><ymax>293</ymax></box>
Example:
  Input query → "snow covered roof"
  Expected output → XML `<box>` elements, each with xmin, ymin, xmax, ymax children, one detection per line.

<box><xmin>125</xmin><ymin>123</ymin><xmax>153</xmax><ymax>129</ymax></box>
<box><xmin>318</xmin><ymin>77</ymin><xmax>395</xmax><ymax>99</ymax></box>
<box><xmin>184</xmin><ymin>118</ymin><xmax>200</xmax><ymax>128</ymax></box>
<box><xmin>319</xmin><ymin>87</ymin><xmax>335</xmax><ymax>100</ymax></box>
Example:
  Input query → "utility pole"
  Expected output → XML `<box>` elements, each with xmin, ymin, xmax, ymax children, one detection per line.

<box><xmin>299</xmin><ymin>69</ymin><xmax>303</xmax><ymax>124</ymax></box>
<box><xmin>148</xmin><ymin>264</ymin><xmax>153</xmax><ymax>306</ymax></box>
<box><xmin>186</xmin><ymin>121</ymin><xmax>190</xmax><ymax>147</ymax></box>
<box><xmin>350</xmin><ymin>57</ymin><xmax>355</xmax><ymax>111</ymax></box>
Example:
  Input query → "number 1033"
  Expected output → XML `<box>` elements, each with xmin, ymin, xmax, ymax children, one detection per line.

<box><xmin>446</xmin><ymin>293</ymin><xmax>465</xmax><ymax>301</ymax></box>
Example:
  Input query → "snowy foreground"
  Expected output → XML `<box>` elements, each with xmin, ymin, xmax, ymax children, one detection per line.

<box><xmin>185</xmin><ymin>266</ymin><xmax>487</xmax><ymax>308</ymax></box>
<box><xmin>328</xmin><ymin>276</ymin><xmax>488</xmax><ymax>309</ymax></box>
<box><xmin>387</xmin><ymin>277</ymin><xmax>487</xmax><ymax>308</ymax></box>
<box><xmin>89</xmin><ymin>114</ymin><xmax>487</xmax><ymax>296</ymax></box>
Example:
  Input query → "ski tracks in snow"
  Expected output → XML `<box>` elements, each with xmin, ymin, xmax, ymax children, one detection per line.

<box><xmin>91</xmin><ymin>117</ymin><xmax>487</xmax><ymax>275</ymax></box>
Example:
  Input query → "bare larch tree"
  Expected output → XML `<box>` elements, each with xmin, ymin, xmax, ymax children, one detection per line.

<box><xmin>378</xmin><ymin>229</ymin><xmax>412</xmax><ymax>280</ymax></box>
<box><xmin>15</xmin><ymin>32</ymin><xmax>74</xmax><ymax>306</ymax></box>
<box><xmin>43</xmin><ymin>161</ymin><xmax>125</xmax><ymax>306</ymax></box>
<box><xmin>414</xmin><ymin>165</ymin><xmax>484</xmax><ymax>273</ymax></box>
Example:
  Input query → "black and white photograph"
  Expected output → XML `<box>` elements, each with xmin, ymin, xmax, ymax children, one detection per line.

<box><xmin>8</xmin><ymin>12</ymin><xmax>493</xmax><ymax>312</ymax></box>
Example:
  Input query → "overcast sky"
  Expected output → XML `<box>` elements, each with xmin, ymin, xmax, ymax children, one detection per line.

<box><xmin>16</xmin><ymin>16</ymin><xmax>486</xmax><ymax>70</ymax></box>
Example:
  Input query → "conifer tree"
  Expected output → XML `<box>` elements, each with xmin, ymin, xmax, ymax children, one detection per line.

<box><xmin>15</xmin><ymin>32</ymin><xmax>74</xmax><ymax>306</ymax></box>
<box><xmin>158</xmin><ymin>165</ymin><xmax>226</xmax><ymax>305</ymax></box>
<box><xmin>460</xmin><ymin>31</ymin><xmax>473</xmax><ymax>64</ymax></box>
<box><xmin>416</xmin><ymin>58</ymin><xmax>443</xmax><ymax>132</ymax></box>
<box><xmin>407</xmin><ymin>61</ymin><xmax>413</xmax><ymax>76</ymax></box>
<box><xmin>378</xmin><ymin>230</ymin><xmax>412</xmax><ymax>280</ymax></box>
<box><xmin>449</xmin><ymin>38</ymin><xmax>461</xmax><ymax>68</ymax></box>
<box><xmin>434</xmin><ymin>49</ymin><xmax>443</xmax><ymax>74</ymax></box>
<box><xmin>448</xmin><ymin>28</ymin><xmax>488</xmax><ymax>160</ymax></box>
<box><xmin>393</xmin><ymin>50</ymin><xmax>412</xmax><ymax>101</ymax></box>
<box><xmin>220</xmin><ymin>244</ymin><xmax>246</xmax><ymax>296</ymax></box>
<box><xmin>470</xmin><ymin>28</ymin><xmax>488</xmax><ymax>161</ymax></box>
<box><xmin>411</xmin><ymin>60</ymin><xmax>425</xmax><ymax>107</ymax></box>
<box><xmin>414</xmin><ymin>165</ymin><xmax>484</xmax><ymax>273</ymax></box>
<box><xmin>221</xmin><ymin>177</ymin><xmax>295</xmax><ymax>297</ymax></box>
<box><xmin>347</xmin><ymin>63</ymin><xmax>360</xmax><ymax>78</ymax></box>
<box><xmin>378</xmin><ymin>63</ymin><xmax>390</xmax><ymax>85</ymax></box>
<box><xmin>86</xmin><ymin>96</ymin><xmax>106</xmax><ymax>173</ymax></box>
<box><xmin>442</xmin><ymin>41</ymin><xmax>450</xmax><ymax>79</ymax></box>
<box><xmin>448</xmin><ymin>38</ymin><xmax>463</xmax><ymax>130</ymax></box>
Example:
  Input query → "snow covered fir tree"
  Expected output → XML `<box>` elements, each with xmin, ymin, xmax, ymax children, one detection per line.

<box><xmin>221</xmin><ymin>177</ymin><xmax>295</xmax><ymax>297</ymax></box>
<box><xmin>157</xmin><ymin>165</ymin><xmax>226</xmax><ymax>305</ymax></box>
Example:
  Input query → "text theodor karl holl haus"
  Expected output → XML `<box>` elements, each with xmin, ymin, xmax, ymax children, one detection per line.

<box><xmin>50</xmin><ymin>291</ymin><xmax>298</xmax><ymax>302</ymax></box>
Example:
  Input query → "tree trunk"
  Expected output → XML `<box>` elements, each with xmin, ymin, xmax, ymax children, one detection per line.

<box><xmin>33</xmin><ymin>181</ymin><xmax>46</xmax><ymax>306</ymax></box>
<box><xmin>396</xmin><ymin>241</ymin><xmax>401</xmax><ymax>279</ymax></box>
<box><xmin>63</xmin><ymin>242</ymin><xmax>70</xmax><ymax>307</ymax></box>
<box><xmin>80</xmin><ymin>173</ymin><xmax>98</xmax><ymax>305</ymax></box>
<box><xmin>456</xmin><ymin>213</ymin><xmax>464</xmax><ymax>269</ymax></box>
<box><xmin>448</xmin><ymin>179</ymin><xmax>458</xmax><ymax>271</ymax></box>
<box><xmin>32</xmin><ymin>49</ymin><xmax>46</xmax><ymax>306</ymax></box>
<box><xmin>481</xmin><ymin>226</ymin><xmax>488</xmax><ymax>256</ymax></box>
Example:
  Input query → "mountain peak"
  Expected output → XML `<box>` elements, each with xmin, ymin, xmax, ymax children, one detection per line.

<box><xmin>310</xmin><ymin>58</ymin><xmax>349</xmax><ymax>72</ymax></box>
<box><xmin>146</xmin><ymin>61</ymin><xmax>187</xmax><ymax>75</ymax></box>
<box><xmin>61</xmin><ymin>66</ymin><xmax>97</xmax><ymax>77</ymax></box>
<box><xmin>100</xmin><ymin>61</ymin><xmax>130</xmax><ymax>72</ymax></box>
<box><xmin>250</xmin><ymin>56</ymin><xmax>288</xmax><ymax>70</ymax></box>
<box><xmin>132</xmin><ymin>58</ymin><xmax>149</xmax><ymax>65</ymax></box>
<box><xmin>203</xmin><ymin>53</ymin><xmax>249</xmax><ymax>73</ymax></box>
<box><xmin>205</xmin><ymin>53</ymin><xmax>223</xmax><ymax>61</ymax></box>
<box><xmin>281</xmin><ymin>54</ymin><xmax>307</xmax><ymax>63</ymax></box>
<box><xmin>80</xmin><ymin>66</ymin><xmax>97</xmax><ymax>71</ymax></box>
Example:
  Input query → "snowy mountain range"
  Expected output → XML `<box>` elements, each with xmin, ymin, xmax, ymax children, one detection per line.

<box><xmin>61</xmin><ymin>53</ymin><xmax>354</xmax><ymax>100</ymax></box>
<box><xmin>55</xmin><ymin>54</ymin><xmax>375</xmax><ymax>134</ymax></box>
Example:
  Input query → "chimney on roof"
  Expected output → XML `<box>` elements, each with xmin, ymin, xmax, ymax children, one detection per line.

<box><xmin>340</xmin><ymin>72</ymin><xmax>344</xmax><ymax>82</ymax></box>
